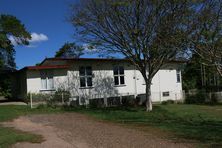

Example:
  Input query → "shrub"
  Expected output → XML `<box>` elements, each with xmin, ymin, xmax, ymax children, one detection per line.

<box><xmin>161</xmin><ymin>100</ymin><xmax>175</xmax><ymax>105</ymax></box>
<box><xmin>122</xmin><ymin>95</ymin><xmax>136</xmax><ymax>107</ymax></box>
<box><xmin>36</xmin><ymin>104</ymin><xmax>47</xmax><ymax>109</ymax></box>
<box><xmin>53</xmin><ymin>89</ymin><xmax>70</xmax><ymax>102</ymax></box>
<box><xmin>47</xmin><ymin>89</ymin><xmax>71</xmax><ymax>107</ymax></box>
<box><xmin>69</xmin><ymin>98</ymin><xmax>79</xmax><ymax>107</ymax></box>
<box><xmin>107</xmin><ymin>97</ymin><xmax>121</xmax><ymax>107</ymax></box>
<box><xmin>185</xmin><ymin>91</ymin><xmax>206</xmax><ymax>104</ymax></box>
<box><xmin>88</xmin><ymin>98</ymin><xmax>104</xmax><ymax>108</ymax></box>
<box><xmin>211</xmin><ymin>93</ymin><xmax>218</xmax><ymax>104</ymax></box>
<box><xmin>25</xmin><ymin>93</ymin><xmax>52</xmax><ymax>103</ymax></box>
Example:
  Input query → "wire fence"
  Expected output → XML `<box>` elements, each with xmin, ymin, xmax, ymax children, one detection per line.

<box><xmin>184</xmin><ymin>90</ymin><xmax>222</xmax><ymax>104</ymax></box>
<box><xmin>26</xmin><ymin>91</ymin><xmax>185</xmax><ymax>108</ymax></box>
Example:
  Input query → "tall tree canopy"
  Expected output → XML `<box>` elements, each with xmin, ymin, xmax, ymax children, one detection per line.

<box><xmin>55</xmin><ymin>42</ymin><xmax>84</xmax><ymax>58</ymax></box>
<box><xmin>70</xmin><ymin>0</ymin><xmax>204</xmax><ymax>111</ymax></box>
<box><xmin>188</xmin><ymin>0</ymin><xmax>222</xmax><ymax>77</ymax></box>
<box><xmin>0</xmin><ymin>14</ymin><xmax>31</xmax><ymax>68</ymax></box>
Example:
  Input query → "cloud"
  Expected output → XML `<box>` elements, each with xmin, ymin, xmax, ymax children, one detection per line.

<box><xmin>29</xmin><ymin>32</ymin><xmax>48</xmax><ymax>43</ymax></box>
<box><xmin>9</xmin><ymin>32</ymin><xmax>48</xmax><ymax>47</ymax></box>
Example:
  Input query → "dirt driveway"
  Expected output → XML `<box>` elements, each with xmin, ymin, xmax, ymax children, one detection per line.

<box><xmin>4</xmin><ymin>113</ymin><xmax>194</xmax><ymax>148</ymax></box>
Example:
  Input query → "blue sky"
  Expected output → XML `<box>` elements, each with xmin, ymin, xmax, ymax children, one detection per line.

<box><xmin>0</xmin><ymin>0</ymin><xmax>84</xmax><ymax>69</ymax></box>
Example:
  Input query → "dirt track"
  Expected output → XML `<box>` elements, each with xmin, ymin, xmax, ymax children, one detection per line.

<box><xmin>4</xmin><ymin>113</ymin><xmax>194</xmax><ymax>148</ymax></box>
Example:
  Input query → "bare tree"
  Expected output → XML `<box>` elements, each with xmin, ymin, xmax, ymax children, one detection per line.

<box><xmin>190</xmin><ymin>0</ymin><xmax>222</xmax><ymax>76</ymax></box>
<box><xmin>69</xmin><ymin>0</ymin><xmax>196</xmax><ymax>111</ymax></box>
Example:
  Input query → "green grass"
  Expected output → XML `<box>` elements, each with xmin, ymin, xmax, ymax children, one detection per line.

<box><xmin>2</xmin><ymin>104</ymin><xmax>222</xmax><ymax>147</ymax></box>
<box><xmin>66</xmin><ymin>104</ymin><xmax>222</xmax><ymax>146</ymax></box>
<box><xmin>0</xmin><ymin>105</ymin><xmax>62</xmax><ymax>148</ymax></box>
<box><xmin>0</xmin><ymin>127</ymin><xmax>43</xmax><ymax>148</ymax></box>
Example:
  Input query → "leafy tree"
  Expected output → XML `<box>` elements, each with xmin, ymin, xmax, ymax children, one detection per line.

<box><xmin>182</xmin><ymin>54</ymin><xmax>203</xmax><ymax>91</ymax></box>
<box><xmin>70</xmin><ymin>0</ymin><xmax>201</xmax><ymax>111</ymax></box>
<box><xmin>0</xmin><ymin>14</ymin><xmax>31</xmax><ymax>68</ymax></box>
<box><xmin>0</xmin><ymin>14</ymin><xmax>30</xmax><ymax>98</ymax></box>
<box><xmin>55</xmin><ymin>42</ymin><xmax>84</xmax><ymax>58</ymax></box>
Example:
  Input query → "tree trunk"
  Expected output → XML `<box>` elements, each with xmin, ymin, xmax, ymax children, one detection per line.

<box><xmin>145</xmin><ymin>82</ymin><xmax>152</xmax><ymax>111</ymax></box>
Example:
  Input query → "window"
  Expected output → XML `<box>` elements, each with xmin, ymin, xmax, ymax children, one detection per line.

<box><xmin>79</xmin><ymin>66</ymin><xmax>93</xmax><ymax>88</ymax></box>
<box><xmin>113</xmin><ymin>66</ymin><xmax>125</xmax><ymax>86</ymax></box>
<box><xmin>40</xmin><ymin>71</ymin><xmax>54</xmax><ymax>90</ymax></box>
<box><xmin>176</xmin><ymin>70</ymin><xmax>181</xmax><ymax>83</ymax></box>
<box><xmin>162</xmin><ymin>91</ymin><xmax>170</xmax><ymax>97</ymax></box>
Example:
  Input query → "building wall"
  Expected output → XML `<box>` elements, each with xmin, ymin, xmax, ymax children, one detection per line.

<box><xmin>25</xmin><ymin>61</ymin><xmax>183</xmax><ymax>102</ymax></box>
<box><xmin>26</xmin><ymin>69</ymin><xmax>68</xmax><ymax>93</ymax></box>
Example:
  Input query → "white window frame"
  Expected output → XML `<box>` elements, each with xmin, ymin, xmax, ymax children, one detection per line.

<box><xmin>79</xmin><ymin>66</ymin><xmax>93</xmax><ymax>88</ymax></box>
<box><xmin>113</xmin><ymin>66</ymin><xmax>125</xmax><ymax>86</ymax></box>
<box><xmin>40</xmin><ymin>70</ymin><xmax>54</xmax><ymax>90</ymax></box>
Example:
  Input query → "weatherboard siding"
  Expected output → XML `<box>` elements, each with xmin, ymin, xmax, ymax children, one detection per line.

<box><xmin>24</xmin><ymin>61</ymin><xmax>183</xmax><ymax>102</ymax></box>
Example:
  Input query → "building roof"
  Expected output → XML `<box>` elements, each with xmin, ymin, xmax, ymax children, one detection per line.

<box><xmin>19</xmin><ymin>57</ymin><xmax>186</xmax><ymax>71</ymax></box>
<box><xmin>20</xmin><ymin>65</ymin><xmax>69</xmax><ymax>71</ymax></box>
<box><xmin>40</xmin><ymin>57</ymin><xmax>129</xmax><ymax>65</ymax></box>
<box><xmin>40</xmin><ymin>57</ymin><xmax>186</xmax><ymax>65</ymax></box>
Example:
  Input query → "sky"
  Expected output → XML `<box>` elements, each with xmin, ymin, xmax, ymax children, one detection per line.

<box><xmin>0</xmin><ymin>0</ymin><xmax>87</xmax><ymax>69</ymax></box>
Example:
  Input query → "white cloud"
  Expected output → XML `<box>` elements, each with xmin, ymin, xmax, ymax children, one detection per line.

<box><xmin>8</xmin><ymin>32</ymin><xmax>48</xmax><ymax>47</ymax></box>
<box><xmin>29</xmin><ymin>32</ymin><xmax>48</xmax><ymax>43</ymax></box>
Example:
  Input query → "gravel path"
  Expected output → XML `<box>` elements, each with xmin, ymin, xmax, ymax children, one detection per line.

<box><xmin>4</xmin><ymin>113</ymin><xmax>194</xmax><ymax>148</ymax></box>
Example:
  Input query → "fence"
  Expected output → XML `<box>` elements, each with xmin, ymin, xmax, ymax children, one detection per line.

<box><xmin>26</xmin><ymin>90</ymin><xmax>185</xmax><ymax>108</ymax></box>
<box><xmin>27</xmin><ymin>92</ymin><xmax>136</xmax><ymax>108</ymax></box>
<box><xmin>27</xmin><ymin>91</ymin><xmax>72</xmax><ymax>108</ymax></box>
<box><xmin>184</xmin><ymin>90</ymin><xmax>222</xmax><ymax>104</ymax></box>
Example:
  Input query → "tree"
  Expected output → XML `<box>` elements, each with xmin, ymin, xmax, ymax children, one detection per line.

<box><xmin>189</xmin><ymin>0</ymin><xmax>222</xmax><ymax>77</ymax></box>
<box><xmin>0</xmin><ymin>14</ymin><xmax>31</xmax><ymax>68</ymax></box>
<box><xmin>55</xmin><ymin>42</ymin><xmax>84</xmax><ymax>58</ymax></box>
<box><xmin>70</xmin><ymin>0</ymin><xmax>199</xmax><ymax>111</ymax></box>
<box><xmin>0</xmin><ymin>14</ymin><xmax>30</xmax><ymax>98</ymax></box>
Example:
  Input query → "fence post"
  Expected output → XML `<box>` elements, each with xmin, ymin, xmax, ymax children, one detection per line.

<box><xmin>62</xmin><ymin>92</ymin><xmax>64</xmax><ymax>104</ymax></box>
<box><xmin>120</xmin><ymin>95</ymin><xmax>122</xmax><ymax>105</ymax></box>
<box><xmin>104</xmin><ymin>96</ymin><xmax>108</xmax><ymax>107</ymax></box>
<box><xmin>30</xmin><ymin>93</ymin><xmax>33</xmax><ymax>109</ymax></box>
<box><xmin>159</xmin><ymin>91</ymin><xmax>162</xmax><ymax>103</ymax></box>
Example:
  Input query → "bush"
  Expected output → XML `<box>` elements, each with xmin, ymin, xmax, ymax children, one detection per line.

<box><xmin>36</xmin><ymin>104</ymin><xmax>47</xmax><ymax>109</ymax></box>
<box><xmin>211</xmin><ymin>93</ymin><xmax>218</xmax><ymax>104</ymax></box>
<box><xmin>69</xmin><ymin>98</ymin><xmax>79</xmax><ymax>107</ymax></box>
<box><xmin>185</xmin><ymin>91</ymin><xmax>206</xmax><ymax>104</ymax></box>
<box><xmin>53</xmin><ymin>89</ymin><xmax>70</xmax><ymax>103</ymax></box>
<box><xmin>107</xmin><ymin>97</ymin><xmax>121</xmax><ymax>106</ymax></box>
<box><xmin>25</xmin><ymin>93</ymin><xmax>52</xmax><ymax>103</ymax></box>
<box><xmin>47</xmin><ymin>89</ymin><xmax>71</xmax><ymax>108</ymax></box>
<box><xmin>0</xmin><ymin>73</ymin><xmax>12</xmax><ymax>98</ymax></box>
<box><xmin>122</xmin><ymin>95</ymin><xmax>136</xmax><ymax>107</ymax></box>
<box><xmin>161</xmin><ymin>100</ymin><xmax>175</xmax><ymax>105</ymax></box>
<box><xmin>89</xmin><ymin>98</ymin><xmax>104</xmax><ymax>108</ymax></box>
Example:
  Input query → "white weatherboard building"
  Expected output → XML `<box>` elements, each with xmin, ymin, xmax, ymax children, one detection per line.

<box><xmin>14</xmin><ymin>58</ymin><xmax>184</xmax><ymax>104</ymax></box>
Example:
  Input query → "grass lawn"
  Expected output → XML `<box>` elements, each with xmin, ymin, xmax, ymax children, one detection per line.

<box><xmin>66</xmin><ymin>104</ymin><xmax>222</xmax><ymax>147</ymax></box>
<box><xmin>0</xmin><ymin>105</ymin><xmax>62</xmax><ymax>147</ymax></box>
<box><xmin>1</xmin><ymin>104</ymin><xmax>222</xmax><ymax>147</ymax></box>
